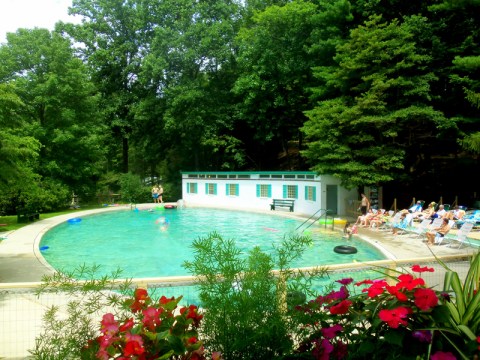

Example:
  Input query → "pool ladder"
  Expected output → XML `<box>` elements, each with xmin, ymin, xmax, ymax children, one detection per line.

<box><xmin>295</xmin><ymin>208</ymin><xmax>335</xmax><ymax>233</ymax></box>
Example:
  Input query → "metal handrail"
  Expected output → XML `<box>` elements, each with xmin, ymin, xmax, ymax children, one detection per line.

<box><xmin>296</xmin><ymin>209</ymin><xmax>335</xmax><ymax>232</ymax></box>
<box><xmin>295</xmin><ymin>208</ymin><xmax>327</xmax><ymax>231</ymax></box>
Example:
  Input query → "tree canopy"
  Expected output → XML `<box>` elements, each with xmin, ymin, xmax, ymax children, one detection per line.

<box><xmin>1</xmin><ymin>0</ymin><xmax>479</xmax><ymax>212</ymax></box>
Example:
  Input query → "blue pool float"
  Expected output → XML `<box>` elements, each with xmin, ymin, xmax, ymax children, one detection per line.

<box><xmin>67</xmin><ymin>218</ymin><xmax>82</xmax><ymax>224</ymax></box>
<box><xmin>40</xmin><ymin>246</ymin><xmax>49</xmax><ymax>251</ymax></box>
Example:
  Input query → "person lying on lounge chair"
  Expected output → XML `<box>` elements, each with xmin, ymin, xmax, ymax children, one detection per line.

<box><xmin>425</xmin><ymin>218</ymin><xmax>451</xmax><ymax>246</ymax></box>
<box><xmin>392</xmin><ymin>212</ymin><xmax>408</xmax><ymax>235</ymax></box>
<box><xmin>416</xmin><ymin>202</ymin><xmax>436</xmax><ymax>221</ymax></box>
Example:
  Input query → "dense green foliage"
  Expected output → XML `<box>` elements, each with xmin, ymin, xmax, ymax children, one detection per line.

<box><xmin>1</xmin><ymin>0</ymin><xmax>479</xmax><ymax>213</ymax></box>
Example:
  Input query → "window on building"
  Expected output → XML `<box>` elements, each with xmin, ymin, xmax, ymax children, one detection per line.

<box><xmin>256</xmin><ymin>184</ymin><xmax>272</xmax><ymax>198</ymax></box>
<box><xmin>187</xmin><ymin>183</ymin><xmax>198</xmax><ymax>194</ymax></box>
<box><xmin>226</xmin><ymin>183</ymin><xmax>239</xmax><ymax>196</ymax></box>
<box><xmin>205</xmin><ymin>183</ymin><xmax>217</xmax><ymax>195</ymax></box>
<box><xmin>305</xmin><ymin>186</ymin><xmax>316</xmax><ymax>201</ymax></box>
<box><xmin>284</xmin><ymin>174</ymin><xmax>295</xmax><ymax>179</ymax></box>
<box><xmin>283</xmin><ymin>185</ymin><xmax>298</xmax><ymax>199</ymax></box>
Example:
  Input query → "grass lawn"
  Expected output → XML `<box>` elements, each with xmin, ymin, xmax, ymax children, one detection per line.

<box><xmin>0</xmin><ymin>204</ymin><xmax>104</xmax><ymax>233</ymax></box>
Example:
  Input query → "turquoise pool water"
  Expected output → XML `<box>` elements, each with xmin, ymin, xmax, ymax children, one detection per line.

<box><xmin>39</xmin><ymin>208</ymin><xmax>386</xmax><ymax>278</ymax></box>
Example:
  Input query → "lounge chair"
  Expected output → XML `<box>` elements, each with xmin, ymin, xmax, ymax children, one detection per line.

<box><xmin>406</xmin><ymin>219</ymin><xmax>431</xmax><ymax>238</ymax></box>
<box><xmin>441</xmin><ymin>222</ymin><xmax>475</xmax><ymax>248</ymax></box>
<box><xmin>379</xmin><ymin>212</ymin><xmax>401</xmax><ymax>231</ymax></box>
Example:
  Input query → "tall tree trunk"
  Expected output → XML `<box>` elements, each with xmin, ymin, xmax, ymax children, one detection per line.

<box><xmin>123</xmin><ymin>137</ymin><xmax>129</xmax><ymax>173</ymax></box>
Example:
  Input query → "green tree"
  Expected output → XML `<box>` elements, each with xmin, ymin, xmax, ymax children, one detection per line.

<box><xmin>0</xmin><ymin>28</ymin><xmax>104</xmax><ymax>205</ymax></box>
<box><xmin>64</xmin><ymin>0</ymin><xmax>148</xmax><ymax>174</ymax></box>
<box><xmin>0</xmin><ymin>83</ymin><xmax>40</xmax><ymax>190</ymax></box>
<box><xmin>137</xmin><ymin>0</ymin><xmax>244</xmax><ymax>173</ymax></box>
<box><xmin>234</xmin><ymin>1</ymin><xmax>323</xmax><ymax>169</ymax></box>
<box><xmin>302</xmin><ymin>15</ymin><xmax>454</xmax><ymax>189</ymax></box>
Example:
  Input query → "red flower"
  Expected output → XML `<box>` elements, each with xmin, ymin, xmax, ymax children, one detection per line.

<box><xmin>386</xmin><ymin>285</ymin><xmax>408</xmax><ymax>302</ymax></box>
<box><xmin>414</xmin><ymin>288</ymin><xmax>438</xmax><ymax>311</ymax></box>
<box><xmin>396</xmin><ymin>274</ymin><xmax>425</xmax><ymax>291</ymax></box>
<box><xmin>119</xmin><ymin>318</ymin><xmax>134</xmax><ymax>332</ymax></box>
<box><xmin>134</xmin><ymin>288</ymin><xmax>149</xmax><ymax>301</ymax></box>
<box><xmin>188</xmin><ymin>336</ymin><xmax>198</xmax><ymax>344</ymax></box>
<box><xmin>180</xmin><ymin>304</ymin><xmax>204</xmax><ymax>326</ymax></box>
<box><xmin>430</xmin><ymin>351</ymin><xmax>456</xmax><ymax>360</ymax></box>
<box><xmin>363</xmin><ymin>280</ymin><xmax>388</xmax><ymax>298</ymax></box>
<box><xmin>411</xmin><ymin>264</ymin><xmax>434</xmax><ymax>273</ymax></box>
<box><xmin>378</xmin><ymin>307</ymin><xmax>411</xmax><ymax>328</ymax></box>
<box><xmin>123</xmin><ymin>333</ymin><xmax>145</xmax><ymax>356</ymax></box>
<box><xmin>329</xmin><ymin>300</ymin><xmax>352</xmax><ymax>315</ymax></box>
<box><xmin>159</xmin><ymin>295</ymin><xmax>175</xmax><ymax>305</ymax></box>
<box><xmin>130</xmin><ymin>288</ymin><xmax>150</xmax><ymax>313</ymax></box>
<box><xmin>355</xmin><ymin>279</ymin><xmax>373</xmax><ymax>286</ymax></box>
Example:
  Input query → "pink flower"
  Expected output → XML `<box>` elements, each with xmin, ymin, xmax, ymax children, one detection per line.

<box><xmin>312</xmin><ymin>338</ymin><xmax>334</xmax><ymax>360</ymax></box>
<box><xmin>142</xmin><ymin>306</ymin><xmax>162</xmax><ymax>331</ymax></box>
<box><xmin>321</xmin><ymin>324</ymin><xmax>343</xmax><ymax>339</ymax></box>
<box><xmin>212</xmin><ymin>351</ymin><xmax>223</xmax><ymax>360</ymax></box>
<box><xmin>430</xmin><ymin>351</ymin><xmax>456</xmax><ymax>360</ymax></box>
<box><xmin>327</xmin><ymin>286</ymin><xmax>349</xmax><ymax>301</ymax></box>
<box><xmin>100</xmin><ymin>313</ymin><xmax>119</xmax><ymax>336</ymax></box>
<box><xmin>336</xmin><ymin>278</ymin><xmax>354</xmax><ymax>285</ymax></box>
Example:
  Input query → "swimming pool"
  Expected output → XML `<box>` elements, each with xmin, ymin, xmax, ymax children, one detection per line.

<box><xmin>39</xmin><ymin>207</ymin><xmax>386</xmax><ymax>278</ymax></box>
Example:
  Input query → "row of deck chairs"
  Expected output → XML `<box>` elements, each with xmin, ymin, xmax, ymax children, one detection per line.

<box><xmin>380</xmin><ymin>212</ymin><xmax>475</xmax><ymax>248</ymax></box>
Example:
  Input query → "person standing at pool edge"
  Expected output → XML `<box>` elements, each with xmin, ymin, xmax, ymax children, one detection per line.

<box><xmin>360</xmin><ymin>193</ymin><xmax>370</xmax><ymax>215</ymax></box>
<box><xmin>158</xmin><ymin>185</ymin><xmax>164</xmax><ymax>203</ymax></box>
<box><xmin>152</xmin><ymin>185</ymin><xmax>159</xmax><ymax>203</ymax></box>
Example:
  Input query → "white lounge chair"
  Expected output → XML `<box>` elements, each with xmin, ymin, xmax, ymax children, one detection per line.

<box><xmin>443</xmin><ymin>222</ymin><xmax>475</xmax><ymax>248</ymax></box>
<box><xmin>406</xmin><ymin>219</ymin><xmax>431</xmax><ymax>238</ymax></box>
<box><xmin>379</xmin><ymin>212</ymin><xmax>401</xmax><ymax>231</ymax></box>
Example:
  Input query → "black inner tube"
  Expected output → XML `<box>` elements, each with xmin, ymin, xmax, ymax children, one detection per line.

<box><xmin>334</xmin><ymin>245</ymin><xmax>358</xmax><ymax>254</ymax></box>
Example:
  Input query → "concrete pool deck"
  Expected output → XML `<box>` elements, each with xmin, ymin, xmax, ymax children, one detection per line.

<box><xmin>0</xmin><ymin>205</ymin><xmax>479</xmax><ymax>359</ymax></box>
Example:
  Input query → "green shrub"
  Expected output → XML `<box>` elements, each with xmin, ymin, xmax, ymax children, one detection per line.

<box><xmin>183</xmin><ymin>231</ymin><xmax>325</xmax><ymax>360</ymax></box>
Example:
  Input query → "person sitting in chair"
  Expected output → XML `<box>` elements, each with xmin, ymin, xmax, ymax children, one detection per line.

<box><xmin>425</xmin><ymin>218</ymin><xmax>451</xmax><ymax>246</ymax></box>
<box><xmin>392</xmin><ymin>211</ymin><xmax>409</xmax><ymax>235</ymax></box>
<box><xmin>417</xmin><ymin>202</ymin><xmax>436</xmax><ymax>221</ymax></box>
<box><xmin>409</xmin><ymin>201</ymin><xmax>423</xmax><ymax>214</ymax></box>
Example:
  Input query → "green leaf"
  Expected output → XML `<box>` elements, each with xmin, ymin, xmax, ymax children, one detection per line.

<box><xmin>457</xmin><ymin>325</ymin><xmax>477</xmax><ymax>340</ymax></box>
<box><xmin>167</xmin><ymin>334</ymin><xmax>186</xmax><ymax>354</ymax></box>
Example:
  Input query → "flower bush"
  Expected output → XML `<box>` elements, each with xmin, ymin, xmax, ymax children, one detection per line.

<box><xmin>290</xmin><ymin>258</ymin><xmax>480</xmax><ymax>360</ymax></box>
<box><xmin>81</xmin><ymin>288</ymin><xmax>222</xmax><ymax>360</ymax></box>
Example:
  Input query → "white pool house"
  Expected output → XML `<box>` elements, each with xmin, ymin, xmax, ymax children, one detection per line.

<box><xmin>180</xmin><ymin>171</ymin><xmax>358</xmax><ymax>217</ymax></box>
